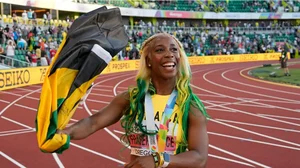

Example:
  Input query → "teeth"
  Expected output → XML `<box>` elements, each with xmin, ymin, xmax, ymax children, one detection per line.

<box><xmin>163</xmin><ymin>62</ymin><xmax>175</xmax><ymax>67</ymax></box>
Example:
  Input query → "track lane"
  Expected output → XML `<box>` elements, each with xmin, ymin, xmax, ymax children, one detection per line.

<box><xmin>0</xmin><ymin>61</ymin><xmax>299</xmax><ymax>167</ymax></box>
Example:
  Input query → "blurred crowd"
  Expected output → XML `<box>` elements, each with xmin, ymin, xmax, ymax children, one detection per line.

<box><xmin>76</xmin><ymin>0</ymin><xmax>300</xmax><ymax>13</ymax></box>
<box><xmin>0</xmin><ymin>7</ymin><xmax>299</xmax><ymax>67</ymax></box>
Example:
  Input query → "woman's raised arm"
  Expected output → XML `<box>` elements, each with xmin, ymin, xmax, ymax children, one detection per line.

<box><xmin>58</xmin><ymin>91</ymin><xmax>130</xmax><ymax>140</ymax></box>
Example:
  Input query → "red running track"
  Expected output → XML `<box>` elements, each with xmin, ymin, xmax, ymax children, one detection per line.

<box><xmin>0</xmin><ymin>60</ymin><xmax>300</xmax><ymax>168</ymax></box>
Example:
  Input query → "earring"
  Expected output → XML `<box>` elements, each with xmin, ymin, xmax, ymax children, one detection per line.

<box><xmin>148</xmin><ymin>64</ymin><xmax>151</xmax><ymax>67</ymax></box>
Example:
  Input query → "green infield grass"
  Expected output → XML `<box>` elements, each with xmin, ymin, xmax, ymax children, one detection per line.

<box><xmin>249</xmin><ymin>63</ymin><xmax>300</xmax><ymax>86</ymax></box>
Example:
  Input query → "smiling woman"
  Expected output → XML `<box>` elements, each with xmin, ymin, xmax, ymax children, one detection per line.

<box><xmin>57</xmin><ymin>33</ymin><xmax>209</xmax><ymax>168</ymax></box>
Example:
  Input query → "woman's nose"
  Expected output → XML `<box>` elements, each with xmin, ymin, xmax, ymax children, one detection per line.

<box><xmin>165</xmin><ymin>49</ymin><xmax>174</xmax><ymax>58</ymax></box>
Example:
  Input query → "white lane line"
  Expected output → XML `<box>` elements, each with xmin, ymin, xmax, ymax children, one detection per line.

<box><xmin>15</xmin><ymin>88</ymin><xmax>35</xmax><ymax>92</ymax></box>
<box><xmin>221</xmin><ymin>68</ymin><xmax>300</xmax><ymax>102</ymax></box>
<box><xmin>208</xmin><ymin>132</ymin><xmax>300</xmax><ymax>151</ymax></box>
<box><xmin>70</xmin><ymin>143</ymin><xmax>125</xmax><ymax>165</ymax></box>
<box><xmin>14</xmin><ymin>104</ymin><xmax>37</xmax><ymax>111</ymax></box>
<box><xmin>210</xmin><ymin>119</ymin><xmax>300</xmax><ymax>147</ymax></box>
<box><xmin>91</xmin><ymin>88</ymin><xmax>112</xmax><ymax>92</ymax></box>
<box><xmin>0</xmin><ymin>88</ymin><xmax>41</xmax><ymax>116</ymax></box>
<box><xmin>86</xmin><ymin>99</ymin><xmax>109</xmax><ymax>104</ymax></box>
<box><xmin>1</xmin><ymin>116</ymin><xmax>32</xmax><ymax>129</ymax></box>
<box><xmin>223</xmin><ymin>68</ymin><xmax>300</xmax><ymax>96</ymax></box>
<box><xmin>0</xmin><ymin>99</ymin><xmax>10</xmax><ymax>103</ymax></box>
<box><xmin>209</xmin><ymin>145</ymin><xmax>271</xmax><ymax>168</ymax></box>
<box><xmin>94</xmin><ymin>85</ymin><xmax>128</xmax><ymax>90</ymax></box>
<box><xmin>232</xmin><ymin>103</ymin><xmax>275</xmax><ymax>108</ymax></box>
<box><xmin>52</xmin><ymin>153</ymin><xmax>65</xmax><ymax>168</ymax></box>
<box><xmin>1</xmin><ymin>116</ymin><xmax>64</xmax><ymax>168</ymax></box>
<box><xmin>258</xmin><ymin>99</ymin><xmax>300</xmax><ymax>105</ymax></box>
<box><xmin>83</xmin><ymin>100</ymin><xmax>126</xmax><ymax>148</ymax></box>
<box><xmin>205</xmin><ymin>99</ymin><xmax>264</xmax><ymax>109</ymax></box>
<box><xmin>258</xmin><ymin>114</ymin><xmax>300</xmax><ymax>121</ymax></box>
<box><xmin>208</xmin><ymin>154</ymin><xmax>255</xmax><ymax>167</ymax></box>
<box><xmin>0</xmin><ymin>130</ymin><xmax>35</xmax><ymax>137</ymax></box>
<box><xmin>196</xmin><ymin>94</ymin><xmax>226</xmax><ymax>98</ymax></box>
<box><xmin>193</xmin><ymin>83</ymin><xmax>300</xmax><ymax>127</ymax></box>
<box><xmin>89</xmin><ymin>93</ymin><xmax>114</xmax><ymax>98</ymax></box>
<box><xmin>1</xmin><ymin>91</ymin><xmax>40</xmax><ymax>101</ymax></box>
<box><xmin>0</xmin><ymin>128</ymin><xmax>32</xmax><ymax>134</ymax></box>
<box><xmin>113</xmin><ymin>76</ymin><xmax>135</xmax><ymax>96</ymax></box>
<box><xmin>91</xmin><ymin>109</ymin><xmax>98</xmax><ymax>112</ymax></box>
<box><xmin>206</xmin><ymin>107</ymin><xmax>237</xmax><ymax>113</ymax></box>
<box><xmin>208</xmin><ymin>98</ymin><xmax>300</xmax><ymax>127</ymax></box>
<box><xmin>215</xmin><ymin>119</ymin><xmax>300</xmax><ymax>133</ymax></box>
<box><xmin>202</xmin><ymin>69</ymin><xmax>300</xmax><ymax>112</ymax></box>
<box><xmin>0</xmin><ymin>151</ymin><xmax>26</xmax><ymax>168</ymax></box>
<box><xmin>205</xmin><ymin>100</ymin><xmax>234</xmax><ymax>104</ymax></box>
<box><xmin>93</xmin><ymin>85</ymin><xmax>113</xmax><ymax>88</ymax></box>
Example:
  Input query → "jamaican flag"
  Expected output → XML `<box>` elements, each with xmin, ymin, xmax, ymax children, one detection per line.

<box><xmin>36</xmin><ymin>6</ymin><xmax>128</xmax><ymax>153</ymax></box>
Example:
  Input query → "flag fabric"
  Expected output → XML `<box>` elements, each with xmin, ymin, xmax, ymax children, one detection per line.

<box><xmin>35</xmin><ymin>6</ymin><xmax>129</xmax><ymax>153</ymax></box>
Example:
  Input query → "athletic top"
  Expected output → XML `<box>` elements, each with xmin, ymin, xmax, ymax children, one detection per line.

<box><xmin>130</xmin><ymin>94</ymin><xmax>183</xmax><ymax>156</ymax></box>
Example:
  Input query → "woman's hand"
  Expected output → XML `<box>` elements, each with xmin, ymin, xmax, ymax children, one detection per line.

<box><xmin>56</xmin><ymin>129</ymin><xmax>69</xmax><ymax>135</ymax></box>
<box><xmin>124</xmin><ymin>156</ymin><xmax>155</xmax><ymax>168</ymax></box>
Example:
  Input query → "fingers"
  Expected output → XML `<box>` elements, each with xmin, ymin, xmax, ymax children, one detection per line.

<box><xmin>124</xmin><ymin>160</ymin><xmax>137</xmax><ymax>168</ymax></box>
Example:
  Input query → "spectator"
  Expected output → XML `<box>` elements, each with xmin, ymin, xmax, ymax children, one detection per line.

<box><xmin>40</xmin><ymin>51</ymin><xmax>49</xmax><ymax>66</ymax></box>
<box><xmin>0</xmin><ymin>45</ymin><xmax>4</xmax><ymax>64</ymax></box>
<box><xmin>5</xmin><ymin>40</ymin><xmax>16</xmax><ymax>66</ymax></box>
<box><xmin>22</xmin><ymin>10</ymin><xmax>28</xmax><ymax>24</ymax></box>
<box><xmin>30</xmin><ymin>51</ymin><xmax>38</xmax><ymax>67</ymax></box>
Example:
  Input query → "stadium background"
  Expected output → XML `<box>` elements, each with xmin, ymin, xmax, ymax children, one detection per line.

<box><xmin>0</xmin><ymin>0</ymin><xmax>300</xmax><ymax>168</ymax></box>
<box><xmin>0</xmin><ymin>0</ymin><xmax>299</xmax><ymax>69</ymax></box>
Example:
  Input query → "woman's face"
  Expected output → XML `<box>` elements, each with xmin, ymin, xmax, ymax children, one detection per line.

<box><xmin>147</xmin><ymin>35</ymin><xmax>180</xmax><ymax>80</ymax></box>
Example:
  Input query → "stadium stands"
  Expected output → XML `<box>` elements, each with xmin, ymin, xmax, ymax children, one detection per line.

<box><xmin>0</xmin><ymin>0</ymin><xmax>299</xmax><ymax>68</ymax></box>
<box><xmin>75</xmin><ymin>0</ymin><xmax>300</xmax><ymax>13</ymax></box>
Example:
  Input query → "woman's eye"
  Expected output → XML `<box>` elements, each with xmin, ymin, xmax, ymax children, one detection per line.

<box><xmin>156</xmin><ymin>48</ymin><xmax>163</xmax><ymax>52</ymax></box>
<box><xmin>171</xmin><ymin>48</ymin><xmax>178</xmax><ymax>52</ymax></box>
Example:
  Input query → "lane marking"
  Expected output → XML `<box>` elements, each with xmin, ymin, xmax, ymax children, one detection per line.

<box><xmin>70</xmin><ymin>143</ymin><xmax>125</xmax><ymax>165</ymax></box>
<box><xmin>209</xmin><ymin>145</ymin><xmax>271</xmax><ymax>168</ymax></box>
<box><xmin>89</xmin><ymin>93</ymin><xmax>114</xmax><ymax>98</ymax></box>
<box><xmin>223</xmin><ymin>68</ymin><xmax>300</xmax><ymax>95</ymax></box>
<box><xmin>86</xmin><ymin>99</ymin><xmax>109</xmax><ymax>104</ymax></box>
<box><xmin>240</xmin><ymin>66</ymin><xmax>300</xmax><ymax>89</ymax></box>
<box><xmin>52</xmin><ymin>153</ymin><xmax>65</xmax><ymax>168</ymax></box>
<box><xmin>1</xmin><ymin>116</ymin><xmax>32</xmax><ymax>129</ymax></box>
<box><xmin>202</xmin><ymin>69</ymin><xmax>300</xmax><ymax>112</ymax></box>
<box><xmin>1</xmin><ymin>91</ymin><xmax>40</xmax><ymax>101</ymax></box>
<box><xmin>1</xmin><ymin>116</ymin><xmax>64</xmax><ymax>167</ymax></box>
<box><xmin>91</xmin><ymin>88</ymin><xmax>112</xmax><ymax>92</ymax></box>
<box><xmin>208</xmin><ymin>154</ymin><xmax>254</xmax><ymax>167</ymax></box>
<box><xmin>210</xmin><ymin>119</ymin><xmax>300</xmax><ymax>147</ymax></box>
<box><xmin>0</xmin><ymin>130</ymin><xmax>35</xmax><ymax>137</ymax></box>
<box><xmin>0</xmin><ymin>151</ymin><xmax>26</xmax><ymax>168</ymax></box>
<box><xmin>215</xmin><ymin>119</ymin><xmax>300</xmax><ymax>133</ymax></box>
<box><xmin>206</xmin><ymin>107</ymin><xmax>237</xmax><ymax>113</ymax></box>
<box><xmin>0</xmin><ymin>128</ymin><xmax>32</xmax><ymax>134</ymax></box>
<box><xmin>258</xmin><ymin>114</ymin><xmax>300</xmax><ymax>121</ymax></box>
<box><xmin>0</xmin><ymin>89</ymin><xmax>41</xmax><ymax>116</ymax></box>
<box><xmin>192</xmin><ymin>82</ymin><xmax>300</xmax><ymax>127</ymax></box>
<box><xmin>208</xmin><ymin>132</ymin><xmax>300</xmax><ymax>151</ymax></box>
